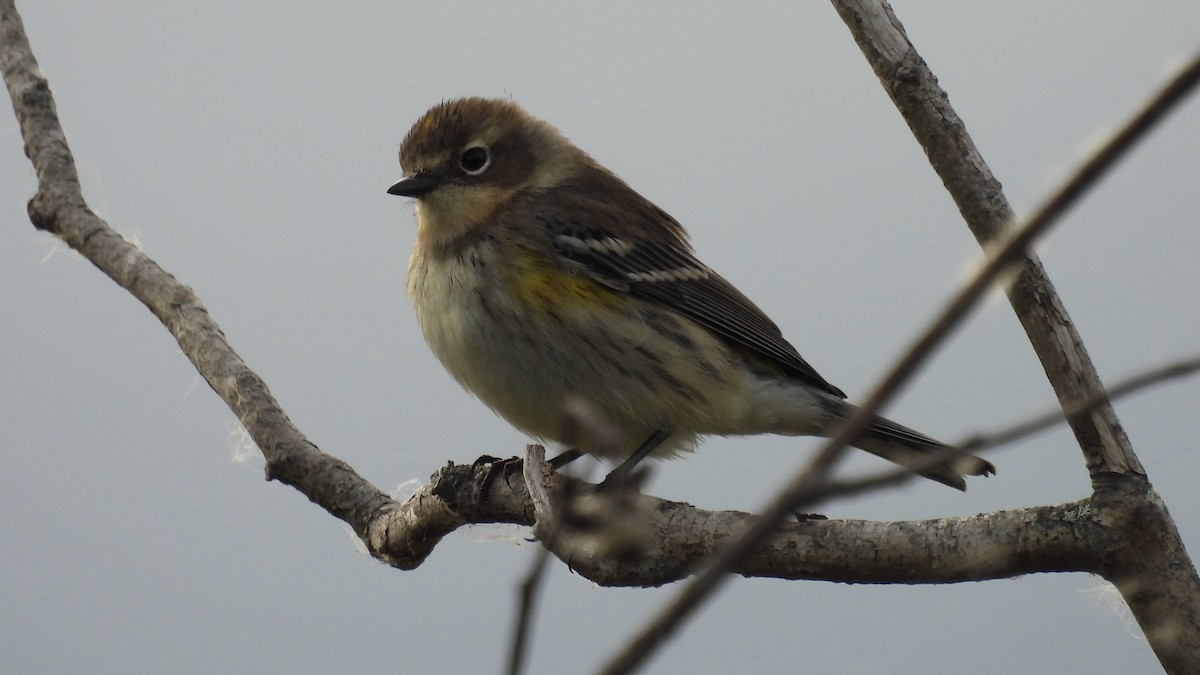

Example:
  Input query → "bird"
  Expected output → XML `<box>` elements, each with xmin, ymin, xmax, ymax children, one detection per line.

<box><xmin>388</xmin><ymin>97</ymin><xmax>994</xmax><ymax>490</ymax></box>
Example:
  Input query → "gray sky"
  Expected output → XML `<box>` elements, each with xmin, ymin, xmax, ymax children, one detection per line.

<box><xmin>3</xmin><ymin>2</ymin><xmax>1198</xmax><ymax>673</ymax></box>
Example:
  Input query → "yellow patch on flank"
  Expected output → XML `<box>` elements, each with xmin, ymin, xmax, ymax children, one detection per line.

<box><xmin>512</xmin><ymin>254</ymin><xmax>624</xmax><ymax>311</ymax></box>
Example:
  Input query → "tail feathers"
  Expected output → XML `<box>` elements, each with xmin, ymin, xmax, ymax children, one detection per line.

<box><xmin>830</xmin><ymin>402</ymin><xmax>995</xmax><ymax>491</ymax></box>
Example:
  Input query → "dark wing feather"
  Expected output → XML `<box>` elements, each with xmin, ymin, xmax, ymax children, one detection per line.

<box><xmin>530</xmin><ymin>177</ymin><xmax>847</xmax><ymax>399</ymax></box>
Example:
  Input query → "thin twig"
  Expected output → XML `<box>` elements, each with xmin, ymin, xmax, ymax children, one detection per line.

<box><xmin>507</xmin><ymin>445</ymin><xmax>555</xmax><ymax>675</ymax></box>
<box><xmin>507</xmin><ymin>547</ymin><xmax>552</xmax><ymax>675</ymax></box>
<box><xmin>960</xmin><ymin>355</ymin><xmax>1200</xmax><ymax>454</ymax></box>
<box><xmin>801</xmin><ymin>354</ymin><xmax>1200</xmax><ymax>506</ymax></box>
<box><xmin>595</xmin><ymin>43</ymin><xmax>1200</xmax><ymax>675</ymax></box>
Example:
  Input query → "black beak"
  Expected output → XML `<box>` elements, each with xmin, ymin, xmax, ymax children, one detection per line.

<box><xmin>387</xmin><ymin>172</ymin><xmax>443</xmax><ymax>197</ymax></box>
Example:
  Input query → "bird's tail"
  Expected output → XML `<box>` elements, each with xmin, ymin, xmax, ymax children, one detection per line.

<box><xmin>825</xmin><ymin>399</ymin><xmax>995</xmax><ymax>491</ymax></box>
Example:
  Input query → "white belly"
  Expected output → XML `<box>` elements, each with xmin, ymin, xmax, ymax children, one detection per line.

<box><xmin>407</xmin><ymin>243</ymin><xmax>755</xmax><ymax>458</ymax></box>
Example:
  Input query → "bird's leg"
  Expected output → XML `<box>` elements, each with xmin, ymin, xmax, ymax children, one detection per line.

<box><xmin>475</xmin><ymin>447</ymin><xmax>584</xmax><ymax>502</ymax></box>
<box><xmin>472</xmin><ymin>454</ymin><xmax>522</xmax><ymax>507</ymax></box>
<box><xmin>548</xmin><ymin>449</ymin><xmax>583</xmax><ymax>470</ymax></box>
<box><xmin>598</xmin><ymin>429</ymin><xmax>671</xmax><ymax>491</ymax></box>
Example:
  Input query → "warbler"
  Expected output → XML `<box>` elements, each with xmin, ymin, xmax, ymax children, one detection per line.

<box><xmin>388</xmin><ymin>97</ymin><xmax>994</xmax><ymax>490</ymax></box>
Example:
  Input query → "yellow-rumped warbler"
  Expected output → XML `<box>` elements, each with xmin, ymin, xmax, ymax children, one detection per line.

<box><xmin>388</xmin><ymin>97</ymin><xmax>994</xmax><ymax>490</ymax></box>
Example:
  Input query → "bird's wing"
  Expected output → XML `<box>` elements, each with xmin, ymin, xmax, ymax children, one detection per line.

<box><xmin>530</xmin><ymin>178</ymin><xmax>846</xmax><ymax>399</ymax></box>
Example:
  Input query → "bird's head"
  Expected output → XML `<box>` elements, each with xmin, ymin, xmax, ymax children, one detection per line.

<box><xmin>388</xmin><ymin>97</ymin><xmax>584</xmax><ymax>246</ymax></box>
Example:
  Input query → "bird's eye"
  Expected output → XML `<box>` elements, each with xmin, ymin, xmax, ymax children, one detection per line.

<box><xmin>459</xmin><ymin>145</ymin><xmax>490</xmax><ymax>175</ymax></box>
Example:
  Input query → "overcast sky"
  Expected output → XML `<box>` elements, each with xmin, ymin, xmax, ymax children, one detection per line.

<box><xmin>3</xmin><ymin>2</ymin><xmax>1199</xmax><ymax>673</ymax></box>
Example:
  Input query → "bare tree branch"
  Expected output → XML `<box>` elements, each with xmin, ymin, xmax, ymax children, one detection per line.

<box><xmin>394</xmin><ymin>455</ymin><xmax>1100</xmax><ymax>587</ymax></box>
<box><xmin>827</xmin><ymin>4</ymin><xmax>1200</xmax><ymax>672</ymax></box>
<box><xmin>832</xmin><ymin>0</ymin><xmax>1145</xmax><ymax>482</ymax></box>
<box><xmin>0</xmin><ymin>0</ymin><xmax>398</xmax><ymax>554</ymax></box>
